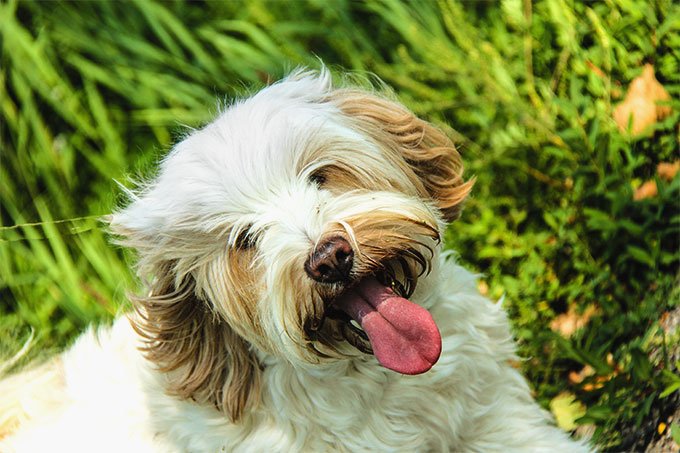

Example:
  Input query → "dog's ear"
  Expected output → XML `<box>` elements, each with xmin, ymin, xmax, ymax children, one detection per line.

<box><xmin>108</xmin><ymin>133</ymin><xmax>262</xmax><ymax>422</ymax></box>
<box><xmin>333</xmin><ymin>90</ymin><xmax>474</xmax><ymax>222</ymax></box>
<box><xmin>127</xmin><ymin>263</ymin><xmax>261</xmax><ymax>422</ymax></box>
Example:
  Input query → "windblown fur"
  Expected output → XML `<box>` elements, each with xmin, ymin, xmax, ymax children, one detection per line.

<box><xmin>0</xmin><ymin>69</ymin><xmax>590</xmax><ymax>452</ymax></box>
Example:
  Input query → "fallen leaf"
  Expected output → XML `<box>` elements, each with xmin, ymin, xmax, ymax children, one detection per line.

<box><xmin>568</xmin><ymin>365</ymin><xmax>595</xmax><ymax>384</ymax></box>
<box><xmin>550</xmin><ymin>392</ymin><xmax>586</xmax><ymax>431</ymax></box>
<box><xmin>632</xmin><ymin>162</ymin><xmax>678</xmax><ymax>200</ymax></box>
<box><xmin>575</xmin><ymin>424</ymin><xmax>597</xmax><ymax>440</ymax></box>
<box><xmin>477</xmin><ymin>280</ymin><xmax>489</xmax><ymax>296</ymax></box>
<box><xmin>658</xmin><ymin>161</ymin><xmax>680</xmax><ymax>181</ymax></box>
<box><xmin>507</xmin><ymin>359</ymin><xmax>522</xmax><ymax>370</ymax></box>
<box><xmin>633</xmin><ymin>179</ymin><xmax>658</xmax><ymax>200</ymax></box>
<box><xmin>582</xmin><ymin>382</ymin><xmax>603</xmax><ymax>392</ymax></box>
<box><xmin>605</xmin><ymin>353</ymin><xmax>615</xmax><ymax>367</ymax></box>
<box><xmin>550</xmin><ymin>304</ymin><xmax>599</xmax><ymax>338</ymax></box>
<box><xmin>582</xmin><ymin>373</ymin><xmax>618</xmax><ymax>392</ymax></box>
<box><xmin>580</xmin><ymin>354</ymin><xmax>620</xmax><ymax>391</ymax></box>
<box><xmin>613</xmin><ymin>64</ymin><xmax>672</xmax><ymax>135</ymax></box>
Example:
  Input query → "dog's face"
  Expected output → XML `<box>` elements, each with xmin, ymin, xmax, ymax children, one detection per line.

<box><xmin>111</xmin><ymin>70</ymin><xmax>472</xmax><ymax>421</ymax></box>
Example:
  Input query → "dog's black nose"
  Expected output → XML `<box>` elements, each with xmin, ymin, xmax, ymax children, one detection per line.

<box><xmin>305</xmin><ymin>236</ymin><xmax>354</xmax><ymax>283</ymax></box>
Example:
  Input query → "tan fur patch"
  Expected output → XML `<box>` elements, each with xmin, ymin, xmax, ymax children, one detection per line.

<box><xmin>131</xmin><ymin>262</ymin><xmax>261</xmax><ymax>423</ymax></box>
<box><xmin>332</xmin><ymin>90</ymin><xmax>473</xmax><ymax>221</ymax></box>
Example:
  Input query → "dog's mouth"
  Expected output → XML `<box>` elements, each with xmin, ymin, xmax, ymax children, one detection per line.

<box><xmin>308</xmin><ymin>261</ymin><xmax>442</xmax><ymax>375</ymax></box>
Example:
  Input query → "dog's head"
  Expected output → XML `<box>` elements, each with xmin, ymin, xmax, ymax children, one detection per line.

<box><xmin>110</xmin><ymin>69</ymin><xmax>472</xmax><ymax>422</ymax></box>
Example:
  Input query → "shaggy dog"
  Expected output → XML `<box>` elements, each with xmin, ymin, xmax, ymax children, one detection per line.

<box><xmin>0</xmin><ymin>70</ymin><xmax>589</xmax><ymax>452</ymax></box>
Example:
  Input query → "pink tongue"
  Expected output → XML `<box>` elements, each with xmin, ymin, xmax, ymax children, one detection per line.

<box><xmin>334</xmin><ymin>278</ymin><xmax>441</xmax><ymax>375</ymax></box>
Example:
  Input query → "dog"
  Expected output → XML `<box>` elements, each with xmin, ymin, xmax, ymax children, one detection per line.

<box><xmin>0</xmin><ymin>69</ymin><xmax>590</xmax><ymax>452</ymax></box>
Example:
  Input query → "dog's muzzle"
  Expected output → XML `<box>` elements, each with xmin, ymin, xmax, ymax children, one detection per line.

<box><xmin>305</xmin><ymin>241</ymin><xmax>442</xmax><ymax>375</ymax></box>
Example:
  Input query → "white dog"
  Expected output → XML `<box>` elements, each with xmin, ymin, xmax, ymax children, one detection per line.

<box><xmin>0</xmin><ymin>69</ymin><xmax>590</xmax><ymax>452</ymax></box>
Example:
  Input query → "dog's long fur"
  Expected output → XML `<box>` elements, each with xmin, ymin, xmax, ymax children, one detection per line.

<box><xmin>0</xmin><ymin>70</ymin><xmax>590</xmax><ymax>452</ymax></box>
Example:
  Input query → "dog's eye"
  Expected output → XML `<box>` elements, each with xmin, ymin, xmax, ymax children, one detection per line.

<box><xmin>233</xmin><ymin>226</ymin><xmax>257</xmax><ymax>250</ymax></box>
<box><xmin>309</xmin><ymin>171</ymin><xmax>326</xmax><ymax>186</ymax></box>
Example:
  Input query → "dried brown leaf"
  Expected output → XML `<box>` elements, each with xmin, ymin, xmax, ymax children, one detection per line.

<box><xmin>657</xmin><ymin>161</ymin><xmax>680</xmax><ymax>181</ymax></box>
<box><xmin>550</xmin><ymin>304</ymin><xmax>599</xmax><ymax>338</ymax></box>
<box><xmin>613</xmin><ymin>64</ymin><xmax>672</xmax><ymax>135</ymax></box>
<box><xmin>477</xmin><ymin>280</ymin><xmax>489</xmax><ymax>296</ymax></box>
<box><xmin>633</xmin><ymin>180</ymin><xmax>658</xmax><ymax>200</ymax></box>
<box><xmin>568</xmin><ymin>365</ymin><xmax>595</xmax><ymax>384</ymax></box>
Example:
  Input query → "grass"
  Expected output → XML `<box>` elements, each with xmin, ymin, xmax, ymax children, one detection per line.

<box><xmin>1</xmin><ymin>0</ymin><xmax>678</xmax><ymax>450</ymax></box>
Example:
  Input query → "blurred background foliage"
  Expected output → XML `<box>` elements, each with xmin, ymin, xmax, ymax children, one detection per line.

<box><xmin>1</xmin><ymin>0</ymin><xmax>678</xmax><ymax>450</ymax></box>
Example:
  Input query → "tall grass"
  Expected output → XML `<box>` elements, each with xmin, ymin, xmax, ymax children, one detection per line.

<box><xmin>1</xmin><ymin>0</ymin><xmax>678</xmax><ymax>449</ymax></box>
